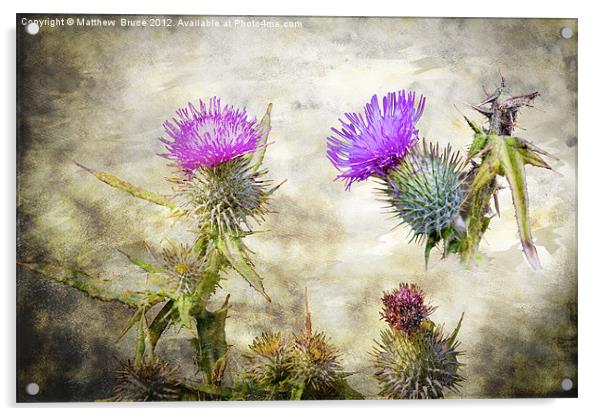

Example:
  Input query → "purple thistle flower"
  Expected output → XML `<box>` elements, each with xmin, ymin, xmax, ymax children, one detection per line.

<box><xmin>327</xmin><ymin>90</ymin><xmax>426</xmax><ymax>190</ymax></box>
<box><xmin>381</xmin><ymin>283</ymin><xmax>433</xmax><ymax>334</ymax></box>
<box><xmin>161</xmin><ymin>97</ymin><xmax>263</xmax><ymax>173</ymax></box>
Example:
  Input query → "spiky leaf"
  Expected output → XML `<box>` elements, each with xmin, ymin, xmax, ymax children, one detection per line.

<box><xmin>17</xmin><ymin>261</ymin><xmax>166</xmax><ymax>307</ymax></box>
<box><xmin>248</xmin><ymin>103</ymin><xmax>273</xmax><ymax>172</ymax></box>
<box><xmin>74</xmin><ymin>162</ymin><xmax>177</xmax><ymax>210</ymax></box>
<box><xmin>217</xmin><ymin>234</ymin><xmax>271</xmax><ymax>302</ymax></box>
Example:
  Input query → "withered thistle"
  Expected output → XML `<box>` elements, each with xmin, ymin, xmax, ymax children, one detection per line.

<box><xmin>111</xmin><ymin>359</ymin><xmax>182</xmax><ymax>402</ymax></box>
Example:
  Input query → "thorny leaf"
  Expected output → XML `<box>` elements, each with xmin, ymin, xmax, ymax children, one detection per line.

<box><xmin>216</xmin><ymin>234</ymin><xmax>271</xmax><ymax>302</ymax></box>
<box><xmin>248</xmin><ymin>103</ymin><xmax>273</xmax><ymax>172</ymax></box>
<box><xmin>17</xmin><ymin>260</ymin><xmax>167</xmax><ymax>307</ymax></box>
<box><xmin>74</xmin><ymin>161</ymin><xmax>178</xmax><ymax>210</ymax></box>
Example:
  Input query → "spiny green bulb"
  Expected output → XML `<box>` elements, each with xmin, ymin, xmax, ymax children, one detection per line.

<box><xmin>290</xmin><ymin>330</ymin><xmax>342</xmax><ymax>393</ymax></box>
<box><xmin>243</xmin><ymin>332</ymin><xmax>294</xmax><ymax>387</ymax></box>
<box><xmin>175</xmin><ymin>157</ymin><xmax>272</xmax><ymax>238</ymax></box>
<box><xmin>372</xmin><ymin>322</ymin><xmax>464</xmax><ymax>399</ymax></box>
<box><xmin>111</xmin><ymin>359</ymin><xmax>182</xmax><ymax>402</ymax></box>
<box><xmin>379</xmin><ymin>142</ymin><xmax>465</xmax><ymax>242</ymax></box>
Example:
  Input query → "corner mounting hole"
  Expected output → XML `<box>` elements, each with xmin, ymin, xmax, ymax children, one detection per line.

<box><xmin>560</xmin><ymin>27</ymin><xmax>573</xmax><ymax>39</ymax></box>
<box><xmin>25</xmin><ymin>22</ymin><xmax>40</xmax><ymax>35</ymax></box>
<box><xmin>25</xmin><ymin>382</ymin><xmax>40</xmax><ymax>396</ymax></box>
<box><xmin>561</xmin><ymin>378</ymin><xmax>573</xmax><ymax>391</ymax></box>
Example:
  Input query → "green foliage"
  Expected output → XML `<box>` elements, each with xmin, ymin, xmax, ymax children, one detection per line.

<box><xmin>452</xmin><ymin>131</ymin><xmax>555</xmax><ymax>269</ymax></box>
<box><xmin>216</xmin><ymin>234</ymin><xmax>271</xmax><ymax>302</ymax></box>
<box><xmin>16</xmin><ymin>260</ymin><xmax>169</xmax><ymax>307</ymax></box>
<box><xmin>73</xmin><ymin>161</ymin><xmax>178</xmax><ymax>210</ymax></box>
<box><xmin>192</xmin><ymin>295</ymin><xmax>230</xmax><ymax>384</ymax></box>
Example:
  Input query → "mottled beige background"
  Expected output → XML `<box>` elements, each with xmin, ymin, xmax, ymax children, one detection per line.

<box><xmin>17</xmin><ymin>16</ymin><xmax>577</xmax><ymax>400</ymax></box>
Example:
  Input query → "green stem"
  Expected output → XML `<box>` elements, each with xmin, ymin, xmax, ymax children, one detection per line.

<box><xmin>188</xmin><ymin>241</ymin><xmax>230</xmax><ymax>383</ymax></box>
<box><xmin>134</xmin><ymin>313</ymin><xmax>146</xmax><ymax>365</ymax></box>
<box><xmin>461</xmin><ymin>179</ymin><xmax>496</xmax><ymax>263</ymax></box>
<box><xmin>194</xmin><ymin>298</ymin><xmax>229</xmax><ymax>384</ymax></box>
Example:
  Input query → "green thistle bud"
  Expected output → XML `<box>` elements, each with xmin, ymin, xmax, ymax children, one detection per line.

<box><xmin>175</xmin><ymin>157</ymin><xmax>273</xmax><ymax>238</ymax></box>
<box><xmin>111</xmin><ymin>359</ymin><xmax>182</xmax><ymax>402</ymax></box>
<box><xmin>379</xmin><ymin>142</ymin><xmax>465</xmax><ymax>243</ymax></box>
<box><xmin>372</xmin><ymin>320</ymin><xmax>464</xmax><ymax>399</ymax></box>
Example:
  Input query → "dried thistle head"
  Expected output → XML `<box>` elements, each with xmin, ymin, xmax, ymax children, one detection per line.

<box><xmin>290</xmin><ymin>330</ymin><xmax>342</xmax><ymax>392</ymax></box>
<box><xmin>381</xmin><ymin>283</ymin><xmax>434</xmax><ymax>335</ymax></box>
<box><xmin>160</xmin><ymin>242</ymin><xmax>205</xmax><ymax>293</ymax></box>
<box><xmin>111</xmin><ymin>359</ymin><xmax>182</xmax><ymax>402</ymax></box>
<box><xmin>243</xmin><ymin>332</ymin><xmax>294</xmax><ymax>387</ymax></box>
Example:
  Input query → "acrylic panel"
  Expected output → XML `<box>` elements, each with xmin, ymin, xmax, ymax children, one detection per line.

<box><xmin>16</xmin><ymin>14</ymin><xmax>577</xmax><ymax>402</ymax></box>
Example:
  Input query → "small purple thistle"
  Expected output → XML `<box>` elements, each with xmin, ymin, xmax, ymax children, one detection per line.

<box><xmin>381</xmin><ymin>283</ymin><xmax>433</xmax><ymax>334</ymax></box>
<box><xmin>327</xmin><ymin>90</ymin><xmax>426</xmax><ymax>190</ymax></box>
<box><xmin>160</xmin><ymin>97</ymin><xmax>263</xmax><ymax>173</ymax></box>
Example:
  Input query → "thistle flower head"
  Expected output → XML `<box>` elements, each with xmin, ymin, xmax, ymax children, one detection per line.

<box><xmin>112</xmin><ymin>359</ymin><xmax>182</xmax><ymax>402</ymax></box>
<box><xmin>379</xmin><ymin>142</ymin><xmax>465</xmax><ymax>242</ymax></box>
<box><xmin>160</xmin><ymin>242</ymin><xmax>205</xmax><ymax>293</ymax></box>
<box><xmin>372</xmin><ymin>325</ymin><xmax>464</xmax><ymax>399</ymax></box>
<box><xmin>175</xmin><ymin>157</ymin><xmax>273</xmax><ymax>238</ymax></box>
<box><xmin>381</xmin><ymin>283</ymin><xmax>433</xmax><ymax>334</ymax></box>
<box><xmin>327</xmin><ymin>90</ymin><xmax>425</xmax><ymax>189</ymax></box>
<box><xmin>161</xmin><ymin>97</ymin><xmax>264</xmax><ymax>173</ymax></box>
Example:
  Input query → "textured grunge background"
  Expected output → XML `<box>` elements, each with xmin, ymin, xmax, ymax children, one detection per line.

<box><xmin>17</xmin><ymin>15</ymin><xmax>577</xmax><ymax>401</ymax></box>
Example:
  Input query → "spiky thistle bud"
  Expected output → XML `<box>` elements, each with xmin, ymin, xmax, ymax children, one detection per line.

<box><xmin>372</xmin><ymin>283</ymin><xmax>464</xmax><ymax>399</ymax></box>
<box><xmin>243</xmin><ymin>330</ymin><xmax>343</xmax><ymax>395</ymax></box>
<box><xmin>175</xmin><ymin>157</ymin><xmax>273</xmax><ymax>238</ymax></box>
<box><xmin>381</xmin><ymin>283</ymin><xmax>434</xmax><ymax>334</ymax></box>
<box><xmin>243</xmin><ymin>332</ymin><xmax>294</xmax><ymax>387</ymax></box>
<box><xmin>242</xmin><ymin>290</ymin><xmax>353</xmax><ymax>399</ymax></box>
<box><xmin>372</xmin><ymin>324</ymin><xmax>464</xmax><ymax>399</ymax></box>
<box><xmin>289</xmin><ymin>330</ymin><xmax>342</xmax><ymax>393</ymax></box>
<box><xmin>111</xmin><ymin>359</ymin><xmax>182</xmax><ymax>402</ymax></box>
<box><xmin>379</xmin><ymin>142</ymin><xmax>465</xmax><ymax>243</ymax></box>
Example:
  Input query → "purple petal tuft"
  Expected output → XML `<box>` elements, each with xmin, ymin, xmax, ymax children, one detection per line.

<box><xmin>327</xmin><ymin>90</ymin><xmax>426</xmax><ymax>189</ymax></box>
<box><xmin>381</xmin><ymin>283</ymin><xmax>433</xmax><ymax>334</ymax></box>
<box><xmin>161</xmin><ymin>97</ymin><xmax>263</xmax><ymax>173</ymax></box>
